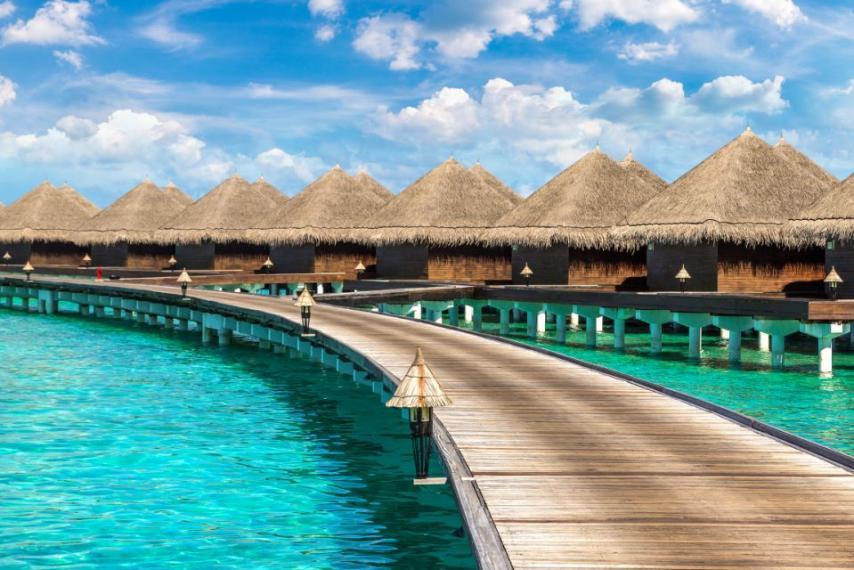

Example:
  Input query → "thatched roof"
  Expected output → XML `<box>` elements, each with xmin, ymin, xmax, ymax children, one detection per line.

<box><xmin>162</xmin><ymin>182</ymin><xmax>193</xmax><ymax>206</ymax></box>
<box><xmin>360</xmin><ymin>158</ymin><xmax>519</xmax><ymax>246</ymax></box>
<box><xmin>73</xmin><ymin>181</ymin><xmax>189</xmax><ymax>245</ymax></box>
<box><xmin>615</xmin><ymin>128</ymin><xmax>836</xmax><ymax>247</ymax></box>
<box><xmin>471</xmin><ymin>162</ymin><xmax>522</xmax><ymax>206</ymax></box>
<box><xmin>0</xmin><ymin>181</ymin><xmax>99</xmax><ymax>242</ymax></box>
<box><xmin>788</xmin><ymin>174</ymin><xmax>854</xmax><ymax>240</ymax></box>
<box><xmin>482</xmin><ymin>149</ymin><xmax>663</xmax><ymax>249</ymax></box>
<box><xmin>245</xmin><ymin>166</ymin><xmax>389</xmax><ymax>245</ymax></box>
<box><xmin>774</xmin><ymin>138</ymin><xmax>838</xmax><ymax>189</ymax></box>
<box><xmin>386</xmin><ymin>347</ymin><xmax>452</xmax><ymax>409</ymax></box>
<box><xmin>353</xmin><ymin>171</ymin><xmax>394</xmax><ymax>201</ymax></box>
<box><xmin>619</xmin><ymin>150</ymin><xmax>668</xmax><ymax>191</ymax></box>
<box><xmin>154</xmin><ymin>175</ymin><xmax>277</xmax><ymax>244</ymax></box>
<box><xmin>251</xmin><ymin>176</ymin><xmax>289</xmax><ymax>206</ymax></box>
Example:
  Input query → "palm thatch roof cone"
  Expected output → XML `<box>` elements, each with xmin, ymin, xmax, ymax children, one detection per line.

<box><xmin>482</xmin><ymin>148</ymin><xmax>663</xmax><ymax>249</ymax></box>
<box><xmin>73</xmin><ymin>180</ymin><xmax>190</xmax><ymax>245</ymax></box>
<box><xmin>386</xmin><ymin>347</ymin><xmax>452</xmax><ymax>409</ymax></box>
<box><xmin>788</xmin><ymin>174</ymin><xmax>854</xmax><ymax>241</ymax></box>
<box><xmin>294</xmin><ymin>287</ymin><xmax>316</xmax><ymax>307</ymax></box>
<box><xmin>162</xmin><ymin>182</ymin><xmax>193</xmax><ymax>206</ymax></box>
<box><xmin>619</xmin><ymin>150</ymin><xmax>668</xmax><ymax>190</ymax></box>
<box><xmin>0</xmin><ymin>181</ymin><xmax>99</xmax><ymax>242</ymax></box>
<box><xmin>361</xmin><ymin>158</ymin><xmax>519</xmax><ymax>246</ymax></box>
<box><xmin>155</xmin><ymin>175</ymin><xmax>277</xmax><ymax>244</ymax></box>
<box><xmin>177</xmin><ymin>268</ymin><xmax>192</xmax><ymax>285</ymax></box>
<box><xmin>471</xmin><ymin>162</ymin><xmax>522</xmax><ymax>206</ymax></box>
<box><xmin>615</xmin><ymin>128</ymin><xmax>836</xmax><ymax>247</ymax></box>
<box><xmin>252</xmin><ymin>176</ymin><xmax>289</xmax><ymax>207</ymax></box>
<box><xmin>774</xmin><ymin>137</ymin><xmax>838</xmax><ymax>189</ymax></box>
<box><xmin>353</xmin><ymin>171</ymin><xmax>394</xmax><ymax>201</ymax></box>
<box><xmin>245</xmin><ymin>165</ymin><xmax>391</xmax><ymax>245</ymax></box>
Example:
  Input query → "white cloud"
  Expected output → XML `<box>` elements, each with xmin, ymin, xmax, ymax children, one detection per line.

<box><xmin>53</xmin><ymin>48</ymin><xmax>82</xmax><ymax>69</ymax></box>
<box><xmin>315</xmin><ymin>23</ymin><xmax>336</xmax><ymax>42</ymax></box>
<box><xmin>1</xmin><ymin>0</ymin><xmax>103</xmax><ymax>46</ymax></box>
<box><xmin>55</xmin><ymin>115</ymin><xmax>96</xmax><ymax>139</ymax></box>
<box><xmin>376</xmin><ymin>87</ymin><xmax>480</xmax><ymax>142</ymax></box>
<box><xmin>354</xmin><ymin>15</ymin><xmax>422</xmax><ymax>70</ymax></box>
<box><xmin>693</xmin><ymin>75</ymin><xmax>787</xmax><ymax>113</ymax></box>
<box><xmin>722</xmin><ymin>0</ymin><xmax>805</xmax><ymax>28</ymax></box>
<box><xmin>573</xmin><ymin>0</ymin><xmax>698</xmax><ymax>32</ymax></box>
<box><xmin>0</xmin><ymin>74</ymin><xmax>15</xmax><ymax>108</ymax></box>
<box><xmin>618</xmin><ymin>40</ymin><xmax>679</xmax><ymax>63</ymax></box>
<box><xmin>308</xmin><ymin>0</ymin><xmax>343</xmax><ymax>18</ymax></box>
<box><xmin>0</xmin><ymin>1</ymin><xmax>15</xmax><ymax>19</ymax></box>
<box><xmin>256</xmin><ymin>148</ymin><xmax>321</xmax><ymax>182</ymax></box>
<box><xmin>138</xmin><ymin>20</ymin><xmax>202</xmax><ymax>50</ymax></box>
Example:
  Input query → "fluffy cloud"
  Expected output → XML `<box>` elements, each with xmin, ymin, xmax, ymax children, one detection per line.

<box><xmin>0</xmin><ymin>1</ymin><xmax>14</xmax><ymax>19</ymax></box>
<box><xmin>376</xmin><ymin>87</ymin><xmax>480</xmax><ymax>142</ymax></box>
<box><xmin>0</xmin><ymin>74</ymin><xmax>15</xmax><ymax>108</ymax></box>
<box><xmin>693</xmin><ymin>75</ymin><xmax>787</xmax><ymax>113</ymax></box>
<box><xmin>256</xmin><ymin>148</ymin><xmax>322</xmax><ymax>182</ymax></box>
<box><xmin>573</xmin><ymin>0</ymin><xmax>698</xmax><ymax>32</ymax></box>
<box><xmin>722</xmin><ymin>0</ymin><xmax>805</xmax><ymax>28</ymax></box>
<box><xmin>53</xmin><ymin>48</ymin><xmax>82</xmax><ymax>69</ymax></box>
<box><xmin>315</xmin><ymin>23</ymin><xmax>336</xmax><ymax>42</ymax></box>
<box><xmin>618</xmin><ymin>40</ymin><xmax>679</xmax><ymax>63</ymax></box>
<box><xmin>308</xmin><ymin>0</ymin><xmax>343</xmax><ymax>18</ymax></box>
<box><xmin>1</xmin><ymin>0</ymin><xmax>103</xmax><ymax>46</ymax></box>
<box><xmin>354</xmin><ymin>1</ymin><xmax>562</xmax><ymax>69</ymax></box>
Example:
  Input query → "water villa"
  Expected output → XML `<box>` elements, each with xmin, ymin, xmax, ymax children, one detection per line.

<box><xmin>74</xmin><ymin>181</ymin><xmax>189</xmax><ymax>267</ymax></box>
<box><xmin>364</xmin><ymin>158</ymin><xmax>519</xmax><ymax>281</ymax></box>
<box><xmin>483</xmin><ymin>148</ymin><xmax>664</xmax><ymax>286</ymax></box>
<box><xmin>0</xmin><ymin>181</ymin><xmax>99</xmax><ymax>265</ymax></box>
<box><xmin>789</xmin><ymin>173</ymin><xmax>854</xmax><ymax>297</ymax></box>
<box><xmin>617</xmin><ymin>129</ymin><xmax>836</xmax><ymax>292</ymax></box>
<box><xmin>246</xmin><ymin>166</ymin><xmax>391</xmax><ymax>278</ymax></box>
<box><xmin>155</xmin><ymin>175</ymin><xmax>276</xmax><ymax>270</ymax></box>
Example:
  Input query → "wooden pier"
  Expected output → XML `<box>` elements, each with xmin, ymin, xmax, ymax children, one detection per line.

<box><xmin>3</xmin><ymin>276</ymin><xmax>853</xmax><ymax>569</ymax></box>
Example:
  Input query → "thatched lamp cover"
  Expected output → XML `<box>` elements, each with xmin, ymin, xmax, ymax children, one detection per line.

<box><xmin>177</xmin><ymin>269</ymin><xmax>192</xmax><ymax>285</ymax></box>
<box><xmin>22</xmin><ymin>261</ymin><xmax>34</xmax><ymax>272</ymax></box>
<box><xmin>355</xmin><ymin>260</ymin><xmax>366</xmax><ymax>272</ymax></box>
<box><xmin>386</xmin><ymin>347</ymin><xmax>452</xmax><ymax>409</ymax></box>
<box><xmin>520</xmin><ymin>263</ymin><xmax>534</xmax><ymax>278</ymax></box>
<box><xmin>295</xmin><ymin>288</ymin><xmax>316</xmax><ymax>308</ymax></box>
<box><xmin>263</xmin><ymin>257</ymin><xmax>274</xmax><ymax>269</ymax></box>
<box><xmin>675</xmin><ymin>264</ymin><xmax>691</xmax><ymax>280</ymax></box>
<box><xmin>825</xmin><ymin>266</ymin><xmax>843</xmax><ymax>285</ymax></box>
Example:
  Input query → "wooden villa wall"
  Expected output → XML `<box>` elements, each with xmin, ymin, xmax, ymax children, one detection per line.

<box><xmin>0</xmin><ymin>242</ymin><xmax>32</xmax><ymax>264</ymax></box>
<box><xmin>825</xmin><ymin>240</ymin><xmax>854</xmax><ymax>299</ymax></box>
<box><xmin>175</xmin><ymin>243</ymin><xmax>215</xmax><ymax>270</ymax></box>
<box><xmin>376</xmin><ymin>245</ymin><xmax>428</xmax><ymax>279</ymax></box>
<box><xmin>568</xmin><ymin>248</ymin><xmax>646</xmax><ymax>288</ymax></box>
<box><xmin>647</xmin><ymin>242</ymin><xmax>719</xmax><ymax>291</ymax></box>
<box><xmin>512</xmin><ymin>246</ymin><xmax>568</xmax><ymax>285</ymax></box>
<box><xmin>717</xmin><ymin>243</ymin><xmax>824</xmax><ymax>294</ymax></box>
<box><xmin>91</xmin><ymin>243</ymin><xmax>129</xmax><ymax>267</ymax></box>
<box><xmin>315</xmin><ymin>244</ymin><xmax>376</xmax><ymax>280</ymax></box>
<box><xmin>127</xmin><ymin>244</ymin><xmax>174</xmax><ymax>269</ymax></box>
<box><xmin>213</xmin><ymin>242</ymin><xmax>269</xmax><ymax>271</ymax></box>
<box><xmin>269</xmin><ymin>245</ymin><xmax>315</xmax><ymax>273</ymax></box>
<box><xmin>428</xmin><ymin>246</ymin><xmax>511</xmax><ymax>282</ymax></box>
<box><xmin>30</xmin><ymin>241</ymin><xmax>87</xmax><ymax>266</ymax></box>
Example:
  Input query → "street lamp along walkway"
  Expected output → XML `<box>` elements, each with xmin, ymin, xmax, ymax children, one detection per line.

<box><xmin>177</xmin><ymin>268</ymin><xmax>192</xmax><ymax>299</ymax></box>
<box><xmin>825</xmin><ymin>266</ymin><xmax>843</xmax><ymax>300</ymax></box>
<box><xmin>295</xmin><ymin>288</ymin><xmax>316</xmax><ymax>337</ymax></box>
<box><xmin>22</xmin><ymin>261</ymin><xmax>34</xmax><ymax>281</ymax></box>
<box><xmin>386</xmin><ymin>347</ymin><xmax>452</xmax><ymax>485</ymax></box>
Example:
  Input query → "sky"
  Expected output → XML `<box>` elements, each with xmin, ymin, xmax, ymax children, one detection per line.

<box><xmin>0</xmin><ymin>0</ymin><xmax>851</xmax><ymax>206</ymax></box>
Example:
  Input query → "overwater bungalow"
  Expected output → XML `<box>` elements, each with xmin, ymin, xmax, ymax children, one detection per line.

<box><xmin>617</xmin><ymin>129</ymin><xmax>836</xmax><ymax>292</ymax></box>
<box><xmin>788</xmin><ymin>174</ymin><xmax>854</xmax><ymax>297</ymax></box>
<box><xmin>245</xmin><ymin>166</ymin><xmax>390</xmax><ymax>278</ymax></box>
<box><xmin>482</xmin><ymin>149</ymin><xmax>664</xmax><ymax>286</ymax></box>
<box><xmin>155</xmin><ymin>175</ymin><xmax>276</xmax><ymax>270</ymax></box>
<box><xmin>0</xmin><ymin>181</ymin><xmax>99</xmax><ymax>265</ymax></box>
<box><xmin>74</xmin><ymin>181</ymin><xmax>189</xmax><ymax>267</ymax></box>
<box><xmin>364</xmin><ymin>158</ymin><xmax>519</xmax><ymax>281</ymax></box>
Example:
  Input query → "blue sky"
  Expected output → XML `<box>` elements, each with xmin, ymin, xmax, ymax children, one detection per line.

<box><xmin>0</xmin><ymin>0</ymin><xmax>851</xmax><ymax>205</ymax></box>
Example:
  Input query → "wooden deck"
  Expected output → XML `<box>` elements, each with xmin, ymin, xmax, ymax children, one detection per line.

<box><xmin>11</xmin><ymin>278</ymin><xmax>854</xmax><ymax>568</ymax></box>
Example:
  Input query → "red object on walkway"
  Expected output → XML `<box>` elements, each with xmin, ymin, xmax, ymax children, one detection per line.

<box><xmin>96</xmin><ymin>267</ymin><xmax>103</xmax><ymax>281</ymax></box>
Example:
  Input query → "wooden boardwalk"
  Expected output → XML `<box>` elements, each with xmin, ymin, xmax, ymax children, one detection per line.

<box><xmin>14</xmin><ymin>279</ymin><xmax>854</xmax><ymax>568</ymax></box>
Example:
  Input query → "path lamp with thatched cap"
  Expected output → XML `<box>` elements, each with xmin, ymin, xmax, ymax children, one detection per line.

<box><xmin>177</xmin><ymin>268</ymin><xmax>192</xmax><ymax>299</ymax></box>
<box><xmin>295</xmin><ymin>288</ymin><xmax>316</xmax><ymax>336</ymax></box>
<box><xmin>2</xmin><ymin>252</ymin><xmax>10</xmax><ymax>266</ymax></box>
<box><xmin>825</xmin><ymin>266</ymin><xmax>843</xmax><ymax>300</ymax></box>
<box><xmin>22</xmin><ymin>261</ymin><xmax>34</xmax><ymax>281</ymax></box>
<box><xmin>262</xmin><ymin>257</ymin><xmax>274</xmax><ymax>273</ymax></box>
<box><xmin>386</xmin><ymin>347</ymin><xmax>452</xmax><ymax>483</ymax></box>
<box><xmin>355</xmin><ymin>261</ymin><xmax>366</xmax><ymax>280</ymax></box>
<box><xmin>520</xmin><ymin>262</ymin><xmax>533</xmax><ymax>286</ymax></box>
<box><xmin>675</xmin><ymin>264</ymin><xmax>691</xmax><ymax>293</ymax></box>
<box><xmin>168</xmin><ymin>255</ymin><xmax>177</xmax><ymax>272</ymax></box>
<box><xmin>81</xmin><ymin>253</ymin><xmax>92</xmax><ymax>268</ymax></box>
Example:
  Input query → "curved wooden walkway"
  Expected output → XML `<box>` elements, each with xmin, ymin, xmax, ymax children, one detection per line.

<box><xmin>14</xmin><ymin>279</ymin><xmax>854</xmax><ymax>568</ymax></box>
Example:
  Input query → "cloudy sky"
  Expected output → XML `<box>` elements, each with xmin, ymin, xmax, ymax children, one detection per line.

<box><xmin>0</xmin><ymin>0</ymin><xmax>851</xmax><ymax>205</ymax></box>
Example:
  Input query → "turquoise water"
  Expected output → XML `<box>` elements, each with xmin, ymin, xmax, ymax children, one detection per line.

<box><xmin>445</xmin><ymin>311</ymin><xmax>852</xmax><ymax>455</ymax></box>
<box><xmin>0</xmin><ymin>307</ymin><xmax>475</xmax><ymax>569</ymax></box>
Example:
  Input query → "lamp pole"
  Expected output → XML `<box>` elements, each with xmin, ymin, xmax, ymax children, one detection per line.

<box><xmin>295</xmin><ymin>289</ymin><xmax>316</xmax><ymax>336</ymax></box>
<box><xmin>177</xmin><ymin>268</ymin><xmax>192</xmax><ymax>299</ymax></box>
<box><xmin>520</xmin><ymin>262</ymin><xmax>533</xmax><ymax>286</ymax></box>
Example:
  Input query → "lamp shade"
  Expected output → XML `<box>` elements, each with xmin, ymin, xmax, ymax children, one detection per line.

<box><xmin>386</xmin><ymin>347</ymin><xmax>452</xmax><ymax>409</ymax></box>
<box><xmin>825</xmin><ymin>266</ymin><xmax>843</xmax><ymax>285</ymax></box>
<box><xmin>263</xmin><ymin>257</ymin><xmax>274</xmax><ymax>269</ymax></box>
<box><xmin>675</xmin><ymin>264</ymin><xmax>691</xmax><ymax>280</ymax></box>
<box><xmin>295</xmin><ymin>288</ymin><xmax>316</xmax><ymax>308</ymax></box>
<box><xmin>355</xmin><ymin>261</ymin><xmax>366</xmax><ymax>272</ymax></box>
<box><xmin>22</xmin><ymin>261</ymin><xmax>34</xmax><ymax>272</ymax></box>
<box><xmin>177</xmin><ymin>268</ymin><xmax>192</xmax><ymax>285</ymax></box>
<box><xmin>520</xmin><ymin>262</ymin><xmax>533</xmax><ymax>278</ymax></box>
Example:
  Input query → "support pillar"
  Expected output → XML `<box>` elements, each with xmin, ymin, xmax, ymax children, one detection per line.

<box><xmin>537</xmin><ymin>311</ymin><xmax>546</xmax><ymax>334</ymax></box>
<box><xmin>570</xmin><ymin>313</ymin><xmax>579</xmax><ymax>329</ymax></box>
<box><xmin>410</xmin><ymin>303</ymin><xmax>421</xmax><ymax>320</ymax></box>
<box><xmin>712</xmin><ymin>316</ymin><xmax>753</xmax><ymax>365</ymax></box>
<box><xmin>499</xmin><ymin>308</ymin><xmax>510</xmax><ymax>335</ymax></box>
<box><xmin>202</xmin><ymin>327</ymin><xmax>212</xmax><ymax>344</ymax></box>
<box><xmin>753</xmin><ymin>319</ymin><xmax>801</xmax><ymax>370</ymax></box>
<box><xmin>613</xmin><ymin>319</ymin><xmax>626</xmax><ymax>349</ymax></box>
<box><xmin>585</xmin><ymin>317</ymin><xmax>597</xmax><ymax>347</ymax></box>
<box><xmin>178</xmin><ymin>319</ymin><xmax>189</xmax><ymax>331</ymax></box>
<box><xmin>526</xmin><ymin>311</ymin><xmax>537</xmax><ymax>338</ymax></box>
<box><xmin>818</xmin><ymin>337</ymin><xmax>832</xmax><ymax>374</ymax></box>
<box><xmin>218</xmin><ymin>328</ymin><xmax>232</xmax><ymax>346</ymax></box>
<box><xmin>472</xmin><ymin>306</ymin><xmax>482</xmax><ymax>332</ymax></box>
<box><xmin>464</xmin><ymin>305</ymin><xmax>473</xmax><ymax>324</ymax></box>
<box><xmin>758</xmin><ymin>332</ymin><xmax>770</xmax><ymax>352</ymax></box>
<box><xmin>595</xmin><ymin>316</ymin><xmax>603</xmax><ymax>333</ymax></box>
<box><xmin>555</xmin><ymin>314</ymin><xmax>567</xmax><ymax>344</ymax></box>
<box><xmin>94</xmin><ymin>306</ymin><xmax>106</xmax><ymax>318</ymax></box>
<box><xmin>720</xmin><ymin>328</ymin><xmax>730</xmax><ymax>340</ymax></box>
<box><xmin>79</xmin><ymin>304</ymin><xmax>89</xmax><ymax>316</ymax></box>
<box><xmin>688</xmin><ymin>327</ymin><xmax>702</xmax><ymax>359</ymax></box>
<box><xmin>771</xmin><ymin>334</ymin><xmax>785</xmax><ymax>369</ymax></box>
<box><xmin>449</xmin><ymin>304</ymin><xmax>459</xmax><ymax>326</ymax></box>
<box><xmin>316</xmin><ymin>283</ymin><xmax>324</xmax><ymax>294</ymax></box>
<box><xmin>800</xmin><ymin>322</ymin><xmax>849</xmax><ymax>374</ymax></box>
<box><xmin>601</xmin><ymin>307</ymin><xmax>635</xmax><ymax>351</ymax></box>
<box><xmin>650</xmin><ymin>324</ymin><xmax>663</xmax><ymax>353</ymax></box>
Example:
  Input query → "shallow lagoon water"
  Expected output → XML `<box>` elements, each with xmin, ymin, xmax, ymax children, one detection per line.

<box><xmin>0</xmin><ymin>307</ymin><xmax>475</xmax><ymax>569</ymax></box>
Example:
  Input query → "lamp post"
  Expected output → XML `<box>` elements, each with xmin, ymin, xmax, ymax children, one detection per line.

<box><xmin>22</xmin><ymin>261</ymin><xmax>33</xmax><ymax>281</ymax></box>
<box><xmin>295</xmin><ymin>288</ymin><xmax>316</xmax><ymax>336</ymax></box>
<box><xmin>168</xmin><ymin>255</ymin><xmax>178</xmax><ymax>272</ymax></box>
<box><xmin>386</xmin><ymin>347</ymin><xmax>452</xmax><ymax>483</ymax></box>
<box><xmin>2</xmin><ymin>251</ymin><xmax>11</xmax><ymax>266</ymax></box>
<box><xmin>81</xmin><ymin>253</ymin><xmax>92</xmax><ymax>268</ymax></box>
<box><xmin>355</xmin><ymin>260</ymin><xmax>366</xmax><ymax>280</ymax></box>
<box><xmin>262</xmin><ymin>257</ymin><xmax>274</xmax><ymax>273</ymax></box>
<box><xmin>177</xmin><ymin>268</ymin><xmax>192</xmax><ymax>299</ymax></box>
<box><xmin>675</xmin><ymin>264</ymin><xmax>691</xmax><ymax>293</ymax></box>
<box><xmin>520</xmin><ymin>262</ymin><xmax>533</xmax><ymax>286</ymax></box>
<box><xmin>825</xmin><ymin>266</ymin><xmax>843</xmax><ymax>300</ymax></box>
